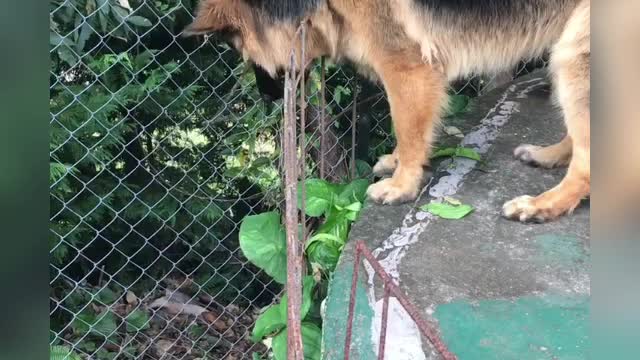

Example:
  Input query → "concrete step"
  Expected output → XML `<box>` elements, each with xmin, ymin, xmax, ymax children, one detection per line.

<box><xmin>322</xmin><ymin>71</ymin><xmax>590</xmax><ymax>360</ymax></box>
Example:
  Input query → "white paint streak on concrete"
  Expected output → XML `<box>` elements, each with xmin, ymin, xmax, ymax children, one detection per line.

<box><xmin>367</xmin><ymin>77</ymin><xmax>547</xmax><ymax>292</ymax></box>
<box><xmin>430</xmin><ymin>78</ymin><xmax>546</xmax><ymax>198</ymax></box>
<box><xmin>364</xmin><ymin>212</ymin><xmax>432</xmax><ymax>302</ymax></box>
<box><xmin>371</xmin><ymin>297</ymin><xmax>427</xmax><ymax>360</ymax></box>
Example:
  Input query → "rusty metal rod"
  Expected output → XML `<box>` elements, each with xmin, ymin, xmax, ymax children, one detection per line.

<box><xmin>344</xmin><ymin>245</ymin><xmax>362</xmax><ymax>360</ymax></box>
<box><xmin>319</xmin><ymin>57</ymin><xmax>327</xmax><ymax>180</ymax></box>
<box><xmin>378</xmin><ymin>284</ymin><xmax>391</xmax><ymax>360</ymax></box>
<box><xmin>299</xmin><ymin>21</ymin><xmax>307</xmax><ymax>244</ymax></box>
<box><xmin>283</xmin><ymin>49</ymin><xmax>304</xmax><ymax>360</ymax></box>
<box><xmin>355</xmin><ymin>241</ymin><xmax>458</xmax><ymax>360</ymax></box>
<box><xmin>350</xmin><ymin>84</ymin><xmax>358</xmax><ymax>179</ymax></box>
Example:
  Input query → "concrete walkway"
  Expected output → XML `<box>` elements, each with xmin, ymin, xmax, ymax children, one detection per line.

<box><xmin>322</xmin><ymin>72</ymin><xmax>590</xmax><ymax>360</ymax></box>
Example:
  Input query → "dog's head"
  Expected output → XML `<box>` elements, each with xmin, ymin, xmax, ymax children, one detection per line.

<box><xmin>184</xmin><ymin>1</ymin><xmax>330</xmax><ymax>82</ymax></box>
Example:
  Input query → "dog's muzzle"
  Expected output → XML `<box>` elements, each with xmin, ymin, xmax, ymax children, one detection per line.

<box><xmin>252</xmin><ymin>64</ymin><xmax>284</xmax><ymax>102</ymax></box>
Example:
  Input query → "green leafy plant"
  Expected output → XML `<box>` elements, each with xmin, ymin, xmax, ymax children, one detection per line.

<box><xmin>71</xmin><ymin>310</ymin><xmax>118</xmax><ymax>337</ymax></box>
<box><xmin>252</xmin><ymin>276</ymin><xmax>316</xmax><ymax>342</ymax></box>
<box><xmin>239</xmin><ymin>175</ymin><xmax>369</xmax><ymax>358</ymax></box>
<box><xmin>50</xmin><ymin>345</ymin><xmax>82</xmax><ymax>360</ymax></box>
<box><xmin>125</xmin><ymin>309</ymin><xmax>150</xmax><ymax>332</ymax></box>
<box><xmin>239</xmin><ymin>212</ymin><xmax>288</xmax><ymax>284</ymax></box>
<box><xmin>300</xmin><ymin>178</ymin><xmax>368</xmax><ymax>272</ymax></box>
<box><xmin>50</xmin><ymin>2</ymin><xmax>292</xmax><ymax>354</ymax></box>
<box><xmin>272</xmin><ymin>322</ymin><xmax>323</xmax><ymax>360</ymax></box>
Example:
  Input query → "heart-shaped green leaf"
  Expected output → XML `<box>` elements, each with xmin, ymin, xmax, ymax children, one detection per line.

<box><xmin>252</xmin><ymin>276</ymin><xmax>317</xmax><ymax>342</ymax></box>
<box><xmin>251</xmin><ymin>304</ymin><xmax>284</xmax><ymax>342</ymax></box>
<box><xmin>336</xmin><ymin>179</ymin><xmax>369</xmax><ymax>206</ymax></box>
<box><xmin>307</xmin><ymin>240</ymin><xmax>341</xmax><ymax>272</ymax></box>
<box><xmin>298</xmin><ymin>179</ymin><xmax>339</xmax><ymax>217</ymax></box>
<box><xmin>239</xmin><ymin>212</ymin><xmax>287</xmax><ymax>284</ymax></box>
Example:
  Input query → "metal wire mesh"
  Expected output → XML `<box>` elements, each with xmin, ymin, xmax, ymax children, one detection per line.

<box><xmin>49</xmin><ymin>1</ymin><xmax>544</xmax><ymax>359</ymax></box>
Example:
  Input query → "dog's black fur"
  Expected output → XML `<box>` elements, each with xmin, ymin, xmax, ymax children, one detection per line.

<box><xmin>245</xmin><ymin>0</ymin><xmax>564</xmax><ymax>100</ymax></box>
<box><xmin>244</xmin><ymin>0</ymin><xmax>322</xmax><ymax>22</ymax></box>
<box><xmin>243</xmin><ymin>0</ymin><xmax>551</xmax><ymax>22</ymax></box>
<box><xmin>418</xmin><ymin>0</ymin><xmax>526</xmax><ymax>12</ymax></box>
<box><xmin>253</xmin><ymin>64</ymin><xmax>284</xmax><ymax>101</ymax></box>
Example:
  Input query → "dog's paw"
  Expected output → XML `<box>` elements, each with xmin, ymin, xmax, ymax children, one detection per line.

<box><xmin>502</xmin><ymin>195</ymin><xmax>571</xmax><ymax>223</ymax></box>
<box><xmin>514</xmin><ymin>145</ymin><xmax>540</xmax><ymax>164</ymax></box>
<box><xmin>513</xmin><ymin>144</ymin><xmax>570</xmax><ymax>168</ymax></box>
<box><xmin>372</xmin><ymin>154</ymin><xmax>397</xmax><ymax>176</ymax></box>
<box><xmin>366</xmin><ymin>178</ymin><xmax>419</xmax><ymax>205</ymax></box>
<box><xmin>502</xmin><ymin>196</ymin><xmax>543</xmax><ymax>222</ymax></box>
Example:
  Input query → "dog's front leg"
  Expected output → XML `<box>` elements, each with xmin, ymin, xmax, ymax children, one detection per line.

<box><xmin>367</xmin><ymin>51</ymin><xmax>446</xmax><ymax>204</ymax></box>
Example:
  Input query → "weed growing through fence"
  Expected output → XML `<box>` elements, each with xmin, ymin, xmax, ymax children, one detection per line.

<box><xmin>239</xmin><ymin>175</ymin><xmax>370</xmax><ymax>359</ymax></box>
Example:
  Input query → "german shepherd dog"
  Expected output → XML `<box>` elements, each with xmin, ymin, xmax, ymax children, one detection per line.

<box><xmin>184</xmin><ymin>0</ymin><xmax>590</xmax><ymax>222</ymax></box>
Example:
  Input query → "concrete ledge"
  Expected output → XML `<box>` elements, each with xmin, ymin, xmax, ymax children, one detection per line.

<box><xmin>322</xmin><ymin>71</ymin><xmax>590</xmax><ymax>360</ymax></box>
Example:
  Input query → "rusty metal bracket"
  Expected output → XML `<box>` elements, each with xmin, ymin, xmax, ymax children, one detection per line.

<box><xmin>344</xmin><ymin>240</ymin><xmax>458</xmax><ymax>360</ymax></box>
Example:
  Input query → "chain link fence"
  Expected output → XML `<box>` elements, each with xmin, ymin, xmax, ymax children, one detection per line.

<box><xmin>49</xmin><ymin>1</ymin><xmax>544</xmax><ymax>359</ymax></box>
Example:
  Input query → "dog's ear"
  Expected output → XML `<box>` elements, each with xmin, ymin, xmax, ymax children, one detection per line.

<box><xmin>183</xmin><ymin>0</ymin><xmax>241</xmax><ymax>36</ymax></box>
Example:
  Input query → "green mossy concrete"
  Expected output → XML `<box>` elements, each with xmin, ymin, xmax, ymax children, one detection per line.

<box><xmin>322</xmin><ymin>263</ymin><xmax>376</xmax><ymax>360</ymax></box>
<box><xmin>435</xmin><ymin>295</ymin><xmax>589</xmax><ymax>360</ymax></box>
<box><xmin>534</xmin><ymin>234</ymin><xmax>588</xmax><ymax>266</ymax></box>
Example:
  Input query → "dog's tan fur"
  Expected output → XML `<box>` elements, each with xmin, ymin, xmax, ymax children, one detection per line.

<box><xmin>186</xmin><ymin>0</ymin><xmax>590</xmax><ymax>222</ymax></box>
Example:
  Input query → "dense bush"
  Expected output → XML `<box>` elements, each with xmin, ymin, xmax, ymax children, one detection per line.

<box><xmin>53</xmin><ymin>0</ymin><xmax>528</xmax><ymax>357</ymax></box>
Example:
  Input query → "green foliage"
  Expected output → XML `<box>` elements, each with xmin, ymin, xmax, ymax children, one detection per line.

<box><xmin>239</xmin><ymin>212</ymin><xmax>288</xmax><ymax>284</ymax></box>
<box><xmin>252</xmin><ymin>304</ymin><xmax>286</xmax><ymax>343</ymax></box>
<box><xmin>72</xmin><ymin>310</ymin><xmax>118</xmax><ymax>337</ymax></box>
<box><xmin>251</xmin><ymin>276</ymin><xmax>316</xmax><ymax>342</ymax></box>
<box><xmin>300</xmin><ymin>178</ymin><xmax>368</xmax><ymax>272</ymax></box>
<box><xmin>50</xmin><ymin>345</ymin><xmax>82</xmax><ymax>360</ymax></box>
<box><xmin>444</xmin><ymin>94</ymin><xmax>471</xmax><ymax>118</ymax></box>
<box><xmin>354</xmin><ymin>160</ymin><xmax>373</xmax><ymax>179</ymax></box>
<box><xmin>278</xmin><ymin>276</ymin><xmax>316</xmax><ymax>323</ymax></box>
<box><xmin>49</xmin><ymin>1</ymin><xmax>381</xmax><ymax>358</ymax></box>
<box><xmin>95</xmin><ymin>287</ymin><xmax>120</xmax><ymax>304</ymax></box>
<box><xmin>241</xmin><ymin>176</ymin><xmax>369</xmax><ymax>357</ymax></box>
<box><xmin>420</xmin><ymin>201</ymin><xmax>475</xmax><ymax>220</ymax></box>
<box><xmin>125</xmin><ymin>309</ymin><xmax>150</xmax><ymax>332</ymax></box>
<box><xmin>272</xmin><ymin>323</ymin><xmax>323</xmax><ymax>360</ymax></box>
<box><xmin>49</xmin><ymin>1</ymin><xmax>291</xmax><ymax>357</ymax></box>
<box><xmin>299</xmin><ymin>179</ymin><xmax>368</xmax><ymax>218</ymax></box>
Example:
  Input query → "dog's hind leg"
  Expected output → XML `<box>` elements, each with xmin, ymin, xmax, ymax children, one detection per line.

<box><xmin>514</xmin><ymin>135</ymin><xmax>573</xmax><ymax>168</ymax></box>
<box><xmin>367</xmin><ymin>50</ymin><xmax>446</xmax><ymax>204</ymax></box>
<box><xmin>503</xmin><ymin>0</ymin><xmax>590</xmax><ymax>222</ymax></box>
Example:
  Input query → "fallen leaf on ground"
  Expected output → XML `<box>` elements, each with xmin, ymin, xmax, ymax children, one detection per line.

<box><xmin>444</xmin><ymin>126</ymin><xmax>464</xmax><ymax>138</ymax></box>
<box><xmin>203</xmin><ymin>311</ymin><xmax>229</xmax><ymax>332</ymax></box>
<box><xmin>125</xmin><ymin>291</ymin><xmax>138</xmax><ymax>305</ymax></box>
<box><xmin>420</xmin><ymin>201</ymin><xmax>474</xmax><ymax>220</ymax></box>
<box><xmin>154</xmin><ymin>339</ymin><xmax>174</xmax><ymax>358</ymax></box>
<box><xmin>431</xmin><ymin>147</ymin><xmax>481</xmax><ymax>161</ymax></box>
<box><xmin>149</xmin><ymin>293</ymin><xmax>208</xmax><ymax>317</ymax></box>
<box><xmin>443</xmin><ymin>196</ymin><xmax>462</xmax><ymax>206</ymax></box>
